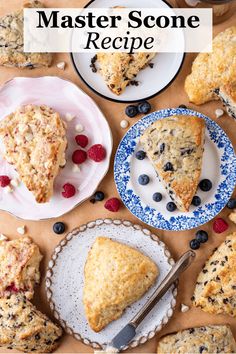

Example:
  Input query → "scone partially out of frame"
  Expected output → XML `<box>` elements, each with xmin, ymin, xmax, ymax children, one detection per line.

<box><xmin>0</xmin><ymin>0</ymin><xmax>52</xmax><ymax>69</ymax></box>
<box><xmin>140</xmin><ymin>115</ymin><xmax>205</xmax><ymax>212</ymax></box>
<box><xmin>185</xmin><ymin>26</ymin><xmax>236</xmax><ymax>105</ymax></box>
<box><xmin>83</xmin><ymin>237</ymin><xmax>158</xmax><ymax>332</ymax></box>
<box><xmin>192</xmin><ymin>232</ymin><xmax>236</xmax><ymax>317</ymax></box>
<box><xmin>0</xmin><ymin>104</ymin><xmax>67</xmax><ymax>203</ymax></box>
<box><xmin>157</xmin><ymin>325</ymin><xmax>236</xmax><ymax>353</ymax></box>
<box><xmin>0</xmin><ymin>236</ymin><xmax>42</xmax><ymax>299</ymax></box>
<box><xmin>97</xmin><ymin>52</ymin><xmax>156</xmax><ymax>95</ymax></box>
<box><xmin>214</xmin><ymin>82</ymin><xmax>236</xmax><ymax>120</ymax></box>
<box><xmin>0</xmin><ymin>294</ymin><xmax>62</xmax><ymax>353</ymax></box>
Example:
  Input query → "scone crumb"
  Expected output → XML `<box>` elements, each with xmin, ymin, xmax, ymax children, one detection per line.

<box><xmin>75</xmin><ymin>123</ymin><xmax>84</xmax><ymax>132</ymax></box>
<box><xmin>57</xmin><ymin>61</ymin><xmax>66</xmax><ymax>70</ymax></box>
<box><xmin>229</xmin><ymin>211</ymin><xmax>236</xmax><ymax>224</ymax></box>
<box><xmin>215</xmin><ymin>108</ymin><xmax>224</xmax><ymax>118</ymax></box>
<box><xmin>0</xmin><ymin>233</ymin><xmax>8</xmax><ymax>241</ymax></box>
<box><xmin>65</xmin><ymin>113</ymin><xmax>75</xmax><ymax>122</ymax></box>
<box><xmin>180</xmin><ymin>303</ymin><xmax>190</xmax><ymax>313</ymax></box>
<box><xmin>105</xmin><ymin>345</ymin><xmax>119</xmax><ymax>353</ymax></box>
<box><xmin>17</xmin><ymin>225</ymin><xmax>26</xmax><ymax>235</ymax></box>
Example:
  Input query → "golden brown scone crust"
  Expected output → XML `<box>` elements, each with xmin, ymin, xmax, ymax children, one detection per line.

<box><xmin>0</xmin><ymin>104</ymin><xmax>67</xmax><ymax>203</ymax></box>
<box><xmin>0</xmin><ymin>1</ymin><xmax>52</xmax><ymax>68</ymax></box>
<box><xmin>83</xmin><ymin>237</ymin><xmax>158</xmax><ymax>332</ymax></box>
<box><xmin>0</xmin><ymin>236</ymin><xmax>42</xmax><ymax>299</ymax></box>
<box><xmin>140</xmin><ymin>115</ymin><xmax>205</xmax><ymax>212</ymax></box>
<box><xmin>185</xmin><ymin>26</ymin><xmax>236</xmax><ymax>105</ymax></box>
<box><xmin>157</xmin><ymin>325</ymin><xmax>236</xmax><ymax>353</ymax></box>
<box><xmin>0</xmin><ymin>294</ymin><xmax>62</xmax><ymax>353</ymax></box>
<box><xmin>97</xmin><ymin>52</ymin><xmax>156</xmax><ymax>95</ymax></box>
<box><xmin>193</xmin><ymin>232</ymin><xmax>236</xmax><ymax>317</ymax></box>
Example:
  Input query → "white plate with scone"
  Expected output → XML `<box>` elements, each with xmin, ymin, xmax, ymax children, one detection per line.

<box><xmin>71</xmin><ymin>0</ymin><xmax>185</xmax><ymax>103</ymax></box>
<box><xmin>0</xmin><ymin>76</ymin><xmax>112</xmax><ymax>220</ymax></box>
<box><xmin>114</xmin><ymin>108</ymin><xmax>236</xmax><ymax>231</ymax></box>
<box><xmin>46</xmin><ymin>219</ymin><xmax>177</xmax><ymax>350</ymax></box>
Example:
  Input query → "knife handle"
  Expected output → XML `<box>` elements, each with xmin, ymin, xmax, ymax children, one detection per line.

<box><xmin>129</xmin><ymin>250</ymin><xmax>195</xmax><ymax>328</ymax></box>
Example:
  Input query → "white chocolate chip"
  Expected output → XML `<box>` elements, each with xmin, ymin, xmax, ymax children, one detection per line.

<box><xmin>0</xmin><ymin>234</ymin><xmax>8</xmax><ymax>241</ymax></box>
<box><xmin>57</xmin><ymin>61</ymin><xmax>66</xmax><ymax>70</ymax></box>
<box><xmin>65</xmin><ymin>113</ymin><xmax>75</xmax><ymax>122</ymax></box>
<box><xmin>215</xmin><ymin>108</ymin><xmax>224</xmax><ymax>119</ymax></box>
<box><xmin>10</xmin><ymin>178</ymin><xmax>20</xmax><ymax>188</ymax></box>
<box><xmin>120</xmin><ymin>119</ymin><xmax>129</xmax><ymax>129</ymax></box>
<box><xmin>5</xmin><ymin>186</ymin><xmax>13</xmax><ymax>193</ymax></box>
<box><xmin>75</xmin><ymin>123</ymin><xmax>84</xmax><ymax>132</ymax></box>
<box><xmin>17</xmin><ymin>225</ymin><xmax>26</xmax><ymax>235</ymax></box>
<box><xmin>180</xmin><ymin>303</ymin><xmax>190</xmax><ymax>313</ymax></box>
<box><xmin>60</xmin><ymin>158</ymin><xmax>67</xmax><ymax>167</ymax></box>
<box><xmin>44</xmin><ymin>161</ymin><xmax>51</xmax><ymax>169</ymax></box>
<box><xmin>72</xmin><ymin>164</ymin><xmax>81</xmax><ymax>173</ymax></box>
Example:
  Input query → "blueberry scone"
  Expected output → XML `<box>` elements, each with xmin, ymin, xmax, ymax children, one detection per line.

<box><xmin>157</xmin><ymin>325</ymin><xmax>236</xmax><ymax>353</ymax></box>
<box><xmin>214</xmin><ymin>82</ymin><xmax>236</xmax><ymax>120</ymax></box>
<box><xmin>0</xmin><ymin>0</ymin><xmax>52</xmax><ymax>68</ymax></box>
<box><xmin>0</xmin><ymin>236</ymin><xmax>42</xmax><ymax>299</ymax></box>
<box><xmin>0</xmin><ymin>294</ymin><xmax>62</xmax><ymax>353</ymax></box>
<box><xmin>83</xmin><ymin>237</ymin><xmax>158</xmax><ymax>332</ymax></box>
<box><xmin>192</xmin><ymin>232</ymin><xmax>236</xmax><ymax>317</ymax></box>
<box><xmin>0</xmin><ymin>104</ymin><xmax>67</xmax><ymax>203</ymax></box>
<box><xmin>96</xmin><ymin>52</ymin><xmax>156</xmax><ymax>95</ymax></box>
<box><xmin>185</xmin><ymin>26</ymin><xmax>236</xmax><ymax>105</ymax></box>
<box><xmin>140</xmin><ymin>115</ymin><xmax>205</xmax><ymax>212</ymax></box>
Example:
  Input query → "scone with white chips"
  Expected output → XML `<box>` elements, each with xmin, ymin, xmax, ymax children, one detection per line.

<box><xmin>0</xmin><ymin>104</ymin><xmax>67</xmax><ymax>203</ymax></box>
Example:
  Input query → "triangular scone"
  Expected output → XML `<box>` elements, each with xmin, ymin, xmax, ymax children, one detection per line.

<box><xmin>0</xmin><ymin>104</ymin><xmax>67</xmax><ymax>203</ymax></box>
<box><xmin>185</xmin><ymin>26</ymin><xmax>236</xmax><ymax>105</ymax></box>
<box><xmin>0</xmin><ymin>1</ymin><xmax>52</xmax><ymax>69</ymax></box>
<box><xmin>96</xmin><ymin>52</ymin><xmax>156</xmax><ymax>95</ymax></box>
<box><xmin>192</xmin><ymin>232</ymin><xmax>236</xmax><ymax>317</ymax></box>
<box><xmin>140</xmin><ymin>115</ymin><xmax>205</xmax><ymax>212</ymax></box>
<box><xmin>83</xmin><ymin>237</ymin><xmax>158</xmax><ymax>332</ymax></box>
<box><xmin>0</xmin><ymin>236</ymin><xmax>42</xmax><ymax>299</ymax></box>
<box><xmin>0</xmin><ymin>294</ymin><xmax>62</xmax><ymax>353</ymax></box>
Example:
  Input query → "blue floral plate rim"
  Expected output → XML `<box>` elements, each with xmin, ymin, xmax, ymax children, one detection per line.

<box><xmin>114</xmin><ymin>108</ymin><xmax>236</xmax><ymax>231</ymax></box>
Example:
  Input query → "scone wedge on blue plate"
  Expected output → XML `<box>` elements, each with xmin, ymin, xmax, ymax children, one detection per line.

<box><xmin>192</xmin><ymin>232</ymin><xmax>236</xmax><ymax>317</ymax></box>
<box><xmin>140</xmin><ymin>115</ymin><xmax>205</xmax><ymax>212</ymax></box>
<box><xmin>83</xmin><ymin>237</ymin><xmax>158</xmax><ymax>332</ymax></box>
<box><xmin>157</xmin><ymin>325</ymin><xmax>236</xmax><ymax>353</ymax></box>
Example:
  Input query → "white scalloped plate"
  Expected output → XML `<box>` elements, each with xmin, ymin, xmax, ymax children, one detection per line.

<box><xmin>46</xmin><ymin>219</ymin><xmax>177</xmax><ymax>350</ymax></box>
<box><xmin>0</xmin><ymin>76</ymin><xmax>113</xmax><ymax>220</ymax></box>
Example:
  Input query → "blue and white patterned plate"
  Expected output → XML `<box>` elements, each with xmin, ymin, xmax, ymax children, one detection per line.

<box><xmin>114</xmin><ymin>108</ymin><xmax>236</xmax><ymax>231</ymax></box>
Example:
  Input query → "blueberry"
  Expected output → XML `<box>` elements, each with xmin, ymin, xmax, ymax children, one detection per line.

<box><xmin>163</xmin><ymin>162</ymin><xmax>174</xmax><ymax>172</ymax></box>
<box><xmin>190</xmin><ymin>239</ymin><xmax>200</xmax><ymax>250</ymax></box>
<box><xmin>135</xmin><ymin>150</ymin><xmax>146</xmax><ymax>160</ymax></box>
<box><xmin>138</xmin><ymin>174</ymin><xmax>150</xmax><ymax>185</ymax></box>
<box><xmin>227</xmin><ymin>198</ymin><xmax>236</xmax><ymax>209</ymax></box>
<box><xmin>53</xmin><ymin>222</ymin><xmax>66</xmax><ymax>235</ymax></box>
<box><xmin>138</xmin><ymin>101</ymin><xmax>151</xmax><ymax>114</ymax></box>
<box><xmin>192</xmin><ymin>196</ymin><xmax>201</xmax><ymax>206</ymax></box>
<box><xmin>94</xmin><ymin>191</ymin><xmax>105</xmax><ymax>201</ymax></box>
<box><xmin>153</xmin><ymin>192</ymin><xmax>162</xmax><ymax>202</ymax></box>
<box><xmin>125</xmin><ymin>105</ymin><xmax>138</xmax><ymax>118</ymax></box>
<box><xmin>166</xmin><ymin>202</ymin><xmax>176</xmax><ymax>212</ymax></box>
<box><xmin>178</xmin><ymin>104</ymin><xmax>187</xmax><ymax>109</ymax></box>
<box><xmin>196</xmin><ymin>230</ymin><xmax>208</xmax><ymax>243</ymax></box>
<box><xmin>160</xmin><ymin>143</ymin><xmax>165</xmax><ymax>153</ymax></box>
<box><xmin>199</xmin><ymin>179</ymin><xmax>212</xmax><ymax>192</ymax></box>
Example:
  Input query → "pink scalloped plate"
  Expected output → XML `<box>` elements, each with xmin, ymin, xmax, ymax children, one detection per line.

<box><xmin>0</xmin><ymin>76</ymin><xmax>113</xmax><ymax>220</ymax></box>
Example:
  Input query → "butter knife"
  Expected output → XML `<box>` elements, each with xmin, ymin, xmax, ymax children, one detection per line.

<box><xmin>107</xmin><ymin>250</ymin><xmax>195</xmax><ymax>352</ymax></box>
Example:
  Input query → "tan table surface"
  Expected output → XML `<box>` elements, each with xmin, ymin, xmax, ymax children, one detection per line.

<box><xmin>0</xmin><ymin>1</ymin><xmax>235</xmax><ymax>353</ymax></box>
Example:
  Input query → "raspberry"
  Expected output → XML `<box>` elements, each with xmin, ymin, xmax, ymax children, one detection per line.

<box><xmin>62</xmin><ymin>183</ymin><xmax>76</xmax><ymax>198</ymax></box>
<box><xmin>72</xmin><ymin>149</ymin><xmax>87</xmax><ymax>164</ymax></box>
<box><xmin>213</xmin><ymin>218</ymin><xmax>229</xmax><ymax>234</ymax></box>
<box><xmin>0</xmin><ymin>175</ymin><xmax>11</xmax><ymax>187</ymax></box>
<box><xmin>104</xmin><ymin>198</ymin><xmax>121</xmax><ymax>212</ymax></box>
<box><xmin>6</xmin><ymin>283</ymin><xmax>19</xmax><ymax>293</ymax></box>
<box><xmin>88</xmin><ymin>144</ymin><xmax>106</xmax><ymax>162</ymax></box>
<box><xmin>75</xmin><ymin>134</ymin><xmax>89</xmax><ymax>148</ymax></box>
